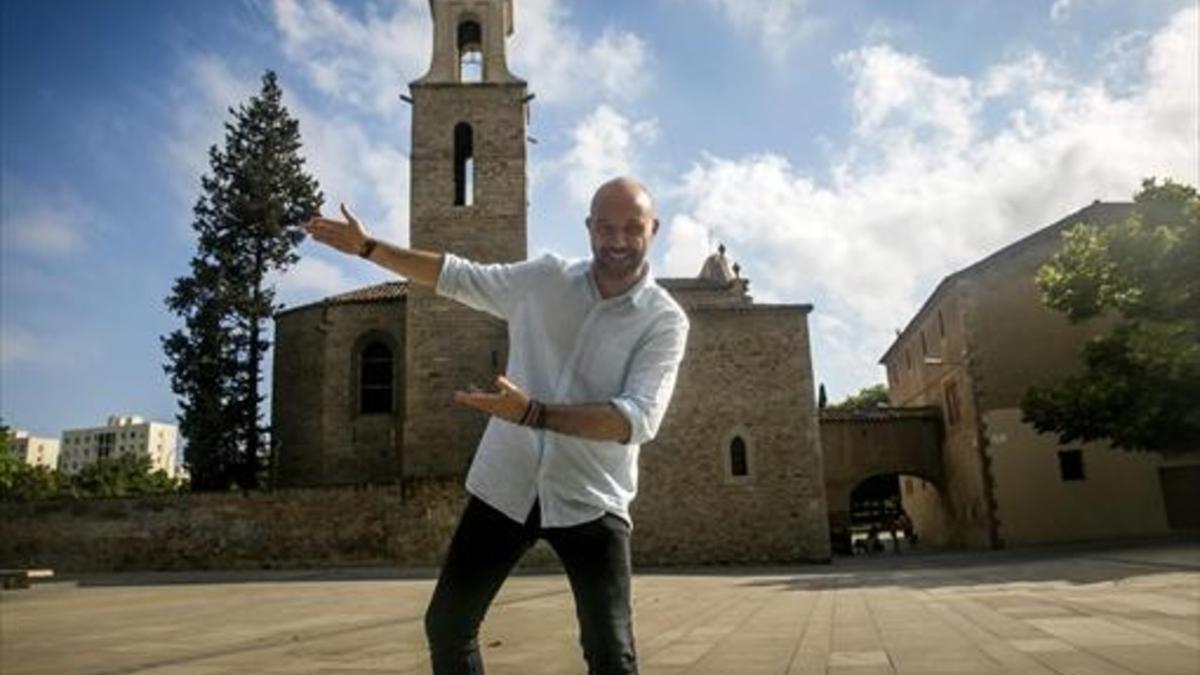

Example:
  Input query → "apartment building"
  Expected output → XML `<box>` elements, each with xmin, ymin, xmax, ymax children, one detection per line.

<box><xmin>59</xmin><ymin>415</ymin><xmax>181</xmax><ymax>478</ymax></box>
<box><xmin>6</xmin><ymin>429</ymin><xmax>61</xmax><ymax>469</ymax></box>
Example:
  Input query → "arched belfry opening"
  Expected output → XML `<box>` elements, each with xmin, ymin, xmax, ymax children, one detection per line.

<box><xmin>453</xmin><ymin>122</ymin><xmax>474</xmax><ymax>206</ymax></box>
<box><xmin>457</xmin><ymin>19</ymin><xmax>483</xmax><ymax>83</ymax></box>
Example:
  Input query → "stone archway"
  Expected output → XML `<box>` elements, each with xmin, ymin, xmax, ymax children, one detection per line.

<box><xmin>820</xmin><ymin>408</ymin><xmax>944</xmax><ymax>555</ymax></box>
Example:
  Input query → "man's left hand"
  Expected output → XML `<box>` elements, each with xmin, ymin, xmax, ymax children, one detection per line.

<box><xmin>454</xmin><ymin>375</ymin><xmax>530</xmax><ymax>424</ymax></box>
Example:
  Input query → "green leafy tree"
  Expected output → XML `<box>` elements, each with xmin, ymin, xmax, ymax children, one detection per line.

<box><xmin>0</xmin><ymin>460</ymin><xmax>63</xmax><ymax>501</ymax></box>
<box><xmin>1022</xmin><ymin>178</ymin><xmax>1199</xmax><ymax>454</ymax></box>
<box><xmin>69</xmin><ymin>455</ymin><xmax>183</xmax><ymax>499</ymax></box>
<box><xmin>163</xmin><ymin>71</ymin><xmax>322</xmax><ymax>491</ymax></box>
<box><xmin>830</xmin><ymin>384</ymin><xmax>890</xmax><ymax>411</ymax></box>
<box><xmin>0</xmin><ymin>423</ymin><xmax>66</xmax><ymax>501</ymax></box>
<box><xmin>818</xmin><ymin>383</ymin><xmax>828</xmax><ymax>409</ymax></box>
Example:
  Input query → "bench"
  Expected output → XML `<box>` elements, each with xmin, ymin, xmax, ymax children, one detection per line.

<box><xmin>0</xmin><ymin>569</ymin><xmax>54</xmax><ymax>589</ymax></box>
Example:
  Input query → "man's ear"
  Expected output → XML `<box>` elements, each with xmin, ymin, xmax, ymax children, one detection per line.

<box><xmin>585</xmin><ymin>216</ymin><xmax>592</xmax><ymax>231</ymax></box>
<box><xmin>652</xmin><ymin>218</ymin><xmax>660</xmax><ymax>236</ymax></box>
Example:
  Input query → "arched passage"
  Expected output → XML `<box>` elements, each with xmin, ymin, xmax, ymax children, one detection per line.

<box><xmin>841</xmin><ymin>470</ymin><xmax>945</xmax><ymax>555</ymax></box>
<box><xmin>820</xmin><ymin>408</ymin><xmax>945</xmax><ymax>555</ymax></box>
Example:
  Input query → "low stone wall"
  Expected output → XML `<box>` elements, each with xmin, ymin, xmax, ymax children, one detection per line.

<box><xmin>1</xmin><ymin>477</ymin><xmax>828</xmax><ymax>572</ymax></box>
<box><xmin>0</xmin><ymin>479</ymin><xmax>491</xmax><ymax>572</ymax></box>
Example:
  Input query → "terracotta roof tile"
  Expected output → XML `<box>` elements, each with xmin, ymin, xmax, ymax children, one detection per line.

<box><xmin>274</xmin><ymin>280</ymin><xmax>408</xmax><ymax>318</ymax></box>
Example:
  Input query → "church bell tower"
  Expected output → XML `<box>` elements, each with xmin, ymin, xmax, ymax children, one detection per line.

<box><xmin>405</xmin><ymin>0</ymin><xmax>528</xmax><ymax>476</ymax></box>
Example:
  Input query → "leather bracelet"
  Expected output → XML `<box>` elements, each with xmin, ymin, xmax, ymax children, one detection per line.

<box><xmin>520</xmin><ymin>399</ymin><xmax>547</xmax><ymax>429</ymax></box>
<box><xmin>358</xmin><ymin>237</ymin><xmax>378</xmax><ymax>259</ymax></box>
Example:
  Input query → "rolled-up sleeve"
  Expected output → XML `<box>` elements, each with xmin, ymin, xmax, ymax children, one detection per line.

<box><xmin>611</xmin><ymin>311</ymin><xmax>690</xmax><ymax>445</ymax></box>
<box><xmin>436</xmin><ymin>253</ymin><xmax>551</xmax><ymax>320</ymax></box>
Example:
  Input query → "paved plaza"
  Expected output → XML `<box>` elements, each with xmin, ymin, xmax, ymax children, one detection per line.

<box><xmin>2</xmin><ymin>541</ymin><xmax>1198</xmax><ymax>675</ymax></box>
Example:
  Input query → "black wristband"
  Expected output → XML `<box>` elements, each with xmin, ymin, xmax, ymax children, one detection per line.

<box><xmin>519</xmin><ymin>400</ymin><xmax>547</xmax><ymax>429</ymax></box>
<box><xmin>358</xmin><ymin>237</ymin><xmax>378</xmax><ymax>259</ymax></box>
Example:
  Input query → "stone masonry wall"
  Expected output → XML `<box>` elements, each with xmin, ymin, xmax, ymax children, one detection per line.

<box><xmin>272</xmin><ymin>300</ymin><xmax>406</xmax><ymax>486</ymax></box>
<box><xmin>406</xmin><ymin>82</ymin><xmax>528</xmax><ymax>478</ymax></box>
<box><xmin>0</xmin><ymin>481</ymin><xmax>466</xmax><ymax>573</ymax></box>
<box><xmin>633</xmin><ymin>305</ymin><xmax>831</xmax><ymax>564</ymax></box>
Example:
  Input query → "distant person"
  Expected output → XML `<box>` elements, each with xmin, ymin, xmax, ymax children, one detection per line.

<box><xmin>306</xmin><ymin>177</ymin><xmax>689</xmax><ymax>675</ymax></box>
<box><xmin>897</xmin><ymin>510</ymin><xmax>917</xmax><ymax>550</ymax></box>
<box><xmin>867</xmin><ymin>525</ymin><xmax>883</xmax><ymax>554</ymax></box>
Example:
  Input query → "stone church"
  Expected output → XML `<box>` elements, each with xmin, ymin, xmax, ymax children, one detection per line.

<box><xmin>271</xmin><ymin>0</ymin><xmax>831</xmax><ymax>563</ymax></box>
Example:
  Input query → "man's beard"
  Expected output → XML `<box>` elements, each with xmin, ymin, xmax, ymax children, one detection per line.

<box><xmin>595</xmin><ymin>247</ymin><xmax>644</xmax><ymax>279</ymax></box>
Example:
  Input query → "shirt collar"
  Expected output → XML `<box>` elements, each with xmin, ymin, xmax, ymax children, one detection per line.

<box><xmin>586</xmin><ymin>260</ymin><xmax>656</xmax><ymax>308</ymax></box>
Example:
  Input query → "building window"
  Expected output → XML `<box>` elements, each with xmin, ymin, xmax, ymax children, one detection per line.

<box><xmin>359</xmin><ymin>341</ymin><xmax>394</xmax><ymax>415</ymax></box>
<box><xmin>1058</xmin><ymin>449</ymin><xmax>1085</xmax><ymax>482</ymax></box>
<box><xmin>943</xmin><ymin>380</ymin><xmax>960</xmax><ymax>426</ymax></box>
<box><xmin>905</xmin><ymin>349</ymin><xmax>912</xmax><ymax>371</ymax></box>
<box><xmin>938</xmin><ymin>309</ymin><xmax>946</xmax><ymax>338</ymax></box>
<box><xmin>920</xmin><ymin>330</ymin><xmax>928</xmax><ymax>356</ymax></box>
<box><xmin>730</xmin><ymin>436</ymin><xmax>748</xmax><ymax>477</ymax></box>
<box><xmin>457</xmin><ymin>19</ymin><xmax>483</xmax><ymax>83</ymax></box>
<box><xmin>97</xmin><ymin>432</ymin><xmax>115</xmax><ymax>460</ymax></box>
<box><xmin>453</xmin><ymin>122</ymin><xmax>475</xmax><ymax>206</ymax></box>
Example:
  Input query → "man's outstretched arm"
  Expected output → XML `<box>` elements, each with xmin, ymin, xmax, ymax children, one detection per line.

<box><xmin>456</xmin><ymin>376</ymin><xmax>633</xmax><ymax>444</ymax></box>
<box><xmin>305</xmin><ymin>203</ymin><xmax>443</xmax><ymax>287</ymax></box>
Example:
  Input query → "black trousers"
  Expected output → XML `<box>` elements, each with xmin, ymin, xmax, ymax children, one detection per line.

<box><xmin>424</xmin><ymin>496</ymin><xmax>638</xmax><ymax>675</ymax></box>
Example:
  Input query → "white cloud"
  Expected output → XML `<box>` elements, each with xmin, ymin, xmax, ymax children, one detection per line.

<box><xmin>0</xmin><ymin>178</ymin><xmax>96</xmax><ymax>257</ymax></box>
<box><xmin>1050</xmin><ymin>0</ymin><xmax>1102</xmax><ymax>23</ymax></box>
<box><xmin>510</xmin><ymin>3</ymin><xmax>652</xmax><ymax>104</ymax></box>
<box><xmin>265</xmin><ymin>0</ymin><xmax>652</xmax><ymax>237</ymax></box>
<box><xmin>559</xmin><ymin>105</ymin><xmax>660</xmax><ymax>206</ymax></box>
<box><xmin>0</xmin><ymin>326</ymin><xmax>38</xmax><ymax>368</ymax></box>
<box><xmin>839</xmin><ymin>45</ymin><xmax>977</xmax><ymax>151</ymax></box>
<box><xmin>0</xmin><ymin>324</ymin><xmax>100</xmax><ymax>370</ymax></box>
<box><xmin>287</xmin><ymin>105</ymin><xmax>411</xmax><ymax>245</ymax></box>
<box><xmin>271</xmin><ymin>0</ymin><xmax>650</xmax><ymax>110</ymax></box>
<box><xmin>4</xmin><ymin>205</ymin><xmax>87</xmax><ymax>256</ymax></box>
<box><xmin>162</xmin><ymin>55</ymin><xmax>259</xmax><ymax>210</ymax></box>
<box><xmin>698</xmin><ymin>0</ymin><xmax>819</xmax><ymax>62</ymax></box>
<box><xmin>662</xmin><ymin>6</ymin><xmax>1199</xmax><ymax>396</ymax></box>
<box><xmin>1050</xmin><ymin>0</ymin><xmax>1074</xmax><ymax>22</ymax></box>
<box><xmin>270</xmin><ymin>255</ymin><xmax>359</xmax><ymax>308</ymax></box>
<box><xmin>272</xmin><ymin>0</ymin><xmax>429</xmax><ymax>115</ymax></box>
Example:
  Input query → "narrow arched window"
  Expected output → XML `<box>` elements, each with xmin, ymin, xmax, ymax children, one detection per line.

<box><xmin>454</xmin><ymin>122</ymin><xmax>474</xmax><ymax>206</ymax></box>
<box><xmin>458</xmin><ymin>20</ymin><xmax>482</xmax><ymax>83</ymax></box>
<box><xmin>360</xmin><ymin>341</ymin><xmax>393</xmax><ymax>415</ymax></box>
<box><xmin>730</xmin><ymin>436</ymin><xmax>748</xmax><ymax>477</ymax></box>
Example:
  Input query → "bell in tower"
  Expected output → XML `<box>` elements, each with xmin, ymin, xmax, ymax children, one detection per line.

<box><xmin>405</xmin><ymin>0</ymin><xmax>529</xmax><ymax>477</ymax></box>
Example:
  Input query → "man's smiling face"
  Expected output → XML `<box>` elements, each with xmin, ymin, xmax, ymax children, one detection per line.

<box><xmin>587</xmin><ymin>178</ymin><xmax>659</xmax><ymax>282</ymax></box>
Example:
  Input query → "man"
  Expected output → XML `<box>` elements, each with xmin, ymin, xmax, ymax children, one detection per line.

<box><xmin>305</xmin><ymin>177</ymin><xmax>689</xmax><ymax>675</ymax></box>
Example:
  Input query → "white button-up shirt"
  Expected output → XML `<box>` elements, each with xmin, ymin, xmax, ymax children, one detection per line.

<box><xmin>437</xmin><ymin>252</ymin><xmax>690</xmax><ymax>528</ymax></box>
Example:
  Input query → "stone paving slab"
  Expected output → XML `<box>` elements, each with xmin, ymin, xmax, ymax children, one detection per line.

<box><xmin>1</xmin><ymin>542</ymin><xmax>1197</xmax><ymax>674</ymax></box>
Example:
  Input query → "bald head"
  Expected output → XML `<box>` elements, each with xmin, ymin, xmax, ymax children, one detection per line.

<box><xmin>589</xmin><ymin>177</ymin><xmax>656</xmax><ymax>221</ymax></box>
<box><xmin>586</xmin><ymin>177</ymin><xmax>660</xmax><ymax>287</ymax></box>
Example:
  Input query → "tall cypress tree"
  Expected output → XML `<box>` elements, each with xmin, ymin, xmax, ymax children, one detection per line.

<box><xmin>163</xmin><ymin>71</ymin><xmax>322</xmax><ymax>491</ymax></box>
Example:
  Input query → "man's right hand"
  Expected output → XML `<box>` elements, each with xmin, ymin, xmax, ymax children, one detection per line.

<box><xmin>305</xmin><ymin>203</ymin><xmax>369</xmax><ymax>256</ymax></box>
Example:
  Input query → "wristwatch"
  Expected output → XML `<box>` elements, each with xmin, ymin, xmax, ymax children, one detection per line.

<box><xmin>358</xmin><ymin>237</ymin><xmax>378</xmax><ymax>259</ymax></box>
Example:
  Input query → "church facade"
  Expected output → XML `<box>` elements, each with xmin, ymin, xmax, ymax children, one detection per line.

<box><xmin>270</xmin><ymin>0</ymin><xmax>831</xmax><ymax>563</ymax></box>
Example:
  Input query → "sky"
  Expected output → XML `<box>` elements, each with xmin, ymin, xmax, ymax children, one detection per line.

<box><xmin>1</xmin><ymin>0</ymin><xmax>1197</xmax><ymax>438</ymax></box>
